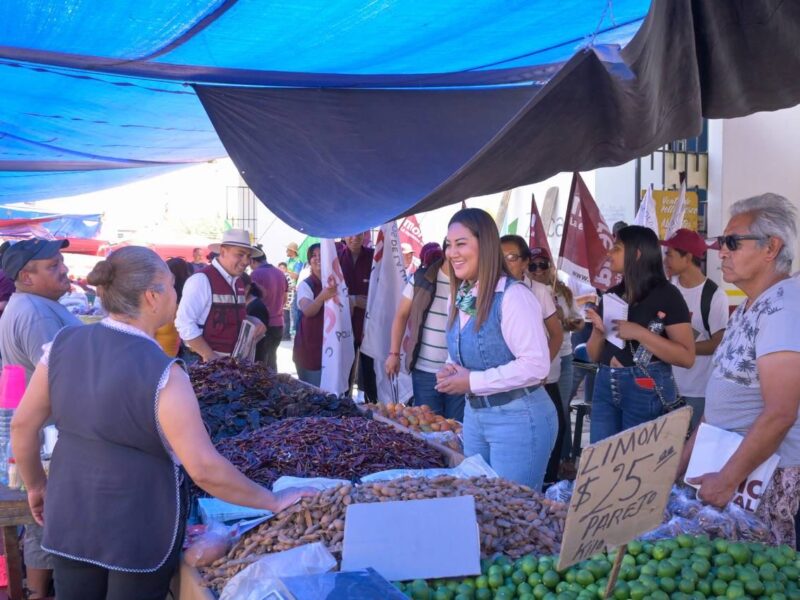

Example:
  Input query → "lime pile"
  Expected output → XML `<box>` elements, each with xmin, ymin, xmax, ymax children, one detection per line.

<box><xmin>393</xmin><ymin>535</ymin><xmax>800</xmax><ymax>599</ymax></box>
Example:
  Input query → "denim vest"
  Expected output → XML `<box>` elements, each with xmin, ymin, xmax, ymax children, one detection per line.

<box><xmin>446</xmin><ymin>277</ymin><xmax>517</xmax><ymax>372</ymax></box>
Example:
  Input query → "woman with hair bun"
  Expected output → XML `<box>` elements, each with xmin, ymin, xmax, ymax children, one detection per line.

<box><xmin>11</xmin><ymin>246</ymin><xmax>314</xmax><ymax>600</ymax></box>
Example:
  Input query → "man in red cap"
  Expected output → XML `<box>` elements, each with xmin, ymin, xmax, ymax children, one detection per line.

<box><xmin>662</xmin><ymin>228</ymin><xmax>729</xmax><ymax>431</ymax></box>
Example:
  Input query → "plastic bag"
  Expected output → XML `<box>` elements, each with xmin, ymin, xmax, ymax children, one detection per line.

<box><xmin>219</xmin><ymin>542</ymin><xmax>337</xmax><ymax>600</ymax></box>
<box><xmin>724</xmin><ymin>503</ymin><xmax>774</xmax><ymax>543</ymax></box>
<box><xmin>666</xmin><ymin>485</ymin><xmax>702</xmax><ymax>519</ymax></box>
<box><xmin>695</xmin><ymin>505</ymin><xmax>737</xmax><ymax>540</ymax></box>
<box><xmin>419</xmin><ymin>430</ymin><xmax>463</xmax><ymax>453</ymax></box>
<box><xmin>184</xmin><ymin>521</ymin><xmax>235</xmax><ymax>568</ymax></box>
<box><xmin>640</xmin><ymin>516</ymin><xmax>703</xmax><ymax>541</ymax></box>
<box><xmin>272</xmin><ymin>476</ymin><xmax>350</xmax><ymax>493</ymax></box>
<box><xmin>360</xmin><ymin>454</ymin><xmax>498</xmax><ymax>482</ymax></box>
<box><xmin>545</xmin><ymin>480</ymin><xmax>574</xmax><ymax>504</ymax></box>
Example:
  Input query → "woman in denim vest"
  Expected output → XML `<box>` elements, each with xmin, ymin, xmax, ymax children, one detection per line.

<box><xmin>436</xmin><ymin>208</ymin><xmax>556</xmax><ymax>491</ymax></box>
<box><xmin>585</xmin><ymin>226</ymin><xmax>694</xmax><ymax>442</ymax></box>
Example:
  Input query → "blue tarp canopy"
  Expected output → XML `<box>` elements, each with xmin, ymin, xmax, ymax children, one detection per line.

<box><xmin>2</xmin><ymin>1</ymin><xmax>800</xmax><ymax>235</ymax></box>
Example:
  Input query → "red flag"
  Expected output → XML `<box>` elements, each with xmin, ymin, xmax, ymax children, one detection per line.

<box><xmin>398</xmin><ymin>215</ymin><xmax>424</xmax><ymax>258</ymax></box>
<box><xmin>528</xmin><ymin>194</ymin><xmax>549</xmax><ymax>254</ymax></box>
<box><xmin>558</xmin><ymin>173</ymin><xmax>620</xmax><ymax>292</ymax></box>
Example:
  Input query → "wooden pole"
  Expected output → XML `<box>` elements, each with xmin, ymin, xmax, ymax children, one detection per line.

<box><xmin>604</xmin><ymin>543</ymin><xmax>628</xmax><ymax>599</ymax></box>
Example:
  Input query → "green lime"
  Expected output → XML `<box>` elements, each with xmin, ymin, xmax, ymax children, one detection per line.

<box><xmin>718</xmin><ymin>566</ymin><xmax>737</xmax><ymax>582</ymax></box>
<box><xmin>679</xmin><ymin>577</ymin><xmax>697</xmax><ymax>594</ymax></box>
<box><xmin>474</xmin><ymin>589</ymin><xmax>492</xmax><ymax>600</ymax></box>
<box><xmin>565</xmin><ymin>570</ymin><xmax>576</xmax><ymax>584</ymax></box>
<box><xmin>434</xmin><ymin>588</ymin><xmax>452</xmax><ymax>600</ymax></box>
<box><xmin>659</xmin><ymin>576</ymin><xmax>677</xmax><ymax>593</ymax></box>
<box><xmin>697</xmin><ymin>578</ymin><xmax>711</xmax><ymax>595</ymax></box>
<box><xmin>692</xmin><ymin>558</ymin><xmax>712</xmax><ymax>578</ymax></box>
<box><xmin>628</xmin><ymin>581</ymin><xmax>647</xmax><ymax>600</ymax></box>
<box><xmin>475</xmin><ymin>576</ymin><xmax>489</xmax><ymax>589</ymax></box>
<box><xmin>521</xmin><ymin>556</ymin><xmax>538</xmax><ymax>576</ymax></box>
<box><xmin>519</xmin><ymin>594</ymin><xmax>534</xmax><ymax>600</ymax></box>
<box><xmin>487</xmin><ymin>573</ymin><xmax>503</xmax><ymax>589</ymax></box>
<box><xmin>714</xmin><ymin>539</ymin><xmax>730</xmax><ymax>553</ymax></box>
<box><xmin>456</xmin><ymin>584</ymin><xmax>474</xmax><ymax>598</ymax></box>
<box><xmin>744</xmin><ymin>578</ymin><xmax>765</xmax><ymax>596</ymax></box>
<box><xmin>781</xmin><ymin>565</ymin><xmax>800</xmax><ymax>582</ymax></box>
<box><xmin>657</xmin><ymin>561</ymin><xmax>678</xmax><ymax>578</ymax></box>
<box><xmin>693</xmin><ymin>544</ymin><xmax>713</xmax><ymax>560</ymax></box>
<box><xmin>488</xmin><ymin>566</ymin><xmax>503</xmax><ymax>579</ymax></box>
<box><xmin>673</xmin><ymin>548</ymin><xmax>692</xmax><ymax>561</ymax></box>
<box><xmin>512</xmin><ymin>570</ymin><xmax>528</xmax><ymax>586</ymax></box>
<box><xmin>649</xmin><ymin>590</ymin><xmax>669</xmax><ymax>600</ymax></box>
<box><xmin>711</xmin><ymin>578</ymin><xmax>728</xmax><ymax>595</ymax></box>
<box><xmin>652</xmin><ymin>544</ymin><xmax>670</xmax><ymax>561</ymax></box>
<box><xmin>640</xmin><ymin>563</ymin><xmax>657</xmax><ymax>577</ymax></box>
<box><xmin>543</xmin><ymin>570</ymin><xmax>560</xmax><ymax>590</ymax></box>
<box><xmin>575</xmin><ymin>569</ymin><xmax>595</xmax><ymax>587</ymax></box>
<box><xmin>518</xmin><ymin>582</ymin><xmax>533</xmax><ymax>596</ymax></box>
<box><xmin>612</xmin><ymin>581</ymin><xmax>629</xmax><ymax>600</ymax></box>
<box><xmin>727</xmin><ymin>543</ymin><xmax>752</xmax><ymax>565</ymax></box>
<box><xmin>532</xmin><ymin>583</ymin><xmax>549</xmax><ymax>599</ymax></box>
<box><xmin>725</xmin><ymin>583</ymin><xmax>745</xmax><ymax>598</ymax></box>
<box><xmin>586</xmin><ymin>561</ymin><xmax>605</xmax><ymax>580</ymax></box>
<box><xmin>760</xmin><ymin>563</ymin><xmax>779</xmax><ymax>581</ymax></box>
<box><xmin>639</xmin><ymin>574</ymin><xmax>659</xmax><ymax>593</ymax></box>
<box><xmin>628</xmin><ymin>540</ymin><xmax>643</xmax><ymax>556</ymax></box>
<box><xmin>528</xmin><ymin>573</ymin><xmax>543</xmax><ymax>587</ymax></box>
<box><xmin>714</xmin><ymin>553</ymin><xmax>735</xmax><ymax>568</ymax></box>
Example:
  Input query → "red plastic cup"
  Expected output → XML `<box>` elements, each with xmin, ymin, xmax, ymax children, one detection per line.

<box><xmin>0</xmin><ymin>365</ymin><xmax>26</xmax><ymax>410</ymax></box>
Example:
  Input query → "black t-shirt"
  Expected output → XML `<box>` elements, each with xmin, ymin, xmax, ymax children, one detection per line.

<box><xmin>598</xmin><ymin>279</ymin><xmax>690</xmax><ymax>366</ymax></box>
<box><xmin>246</xmin><ymin>299</ymin><xmax>270</xmax><ymax>362</ymax></box>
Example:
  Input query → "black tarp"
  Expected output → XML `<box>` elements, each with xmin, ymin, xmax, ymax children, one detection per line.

<box><xmin>196</xmin><ymin>0</ymin><xmax>800</xmax><ymax>237</ymax></box>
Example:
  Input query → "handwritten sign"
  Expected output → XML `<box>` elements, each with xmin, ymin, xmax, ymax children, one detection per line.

<box><xmin>557</xmin><ymin>407</ymin><xmax>691</xmax><ymax>571</ymax></box>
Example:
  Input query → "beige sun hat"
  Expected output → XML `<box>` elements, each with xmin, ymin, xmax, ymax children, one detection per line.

<box><xmin>208</xmin><ymin>229</ymin><xmax>264</xmax><ymax>257</ymax></box>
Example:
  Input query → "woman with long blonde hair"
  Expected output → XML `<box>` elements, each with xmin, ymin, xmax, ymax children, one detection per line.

<box><xmin>436</xmin><ymin>208</ymin><xmax>556</xmax><ymax>490</ymax></box>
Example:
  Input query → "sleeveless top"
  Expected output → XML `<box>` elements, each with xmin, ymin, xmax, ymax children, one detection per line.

<box><xmin>43</xmin><ymin>322</ymin><xmax>182</xmax><ymax>572</ymax></box>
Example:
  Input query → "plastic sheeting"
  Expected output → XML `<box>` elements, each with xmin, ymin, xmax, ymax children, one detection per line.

<box><xmin>2</xmin><ymin>1</ymin><xmax>800</xmax><ymax>233</ymax></box>
<box><xmin>0</xmin><ymin>0</ymin><xmax>648</xmax><ymax>203</ymax></box>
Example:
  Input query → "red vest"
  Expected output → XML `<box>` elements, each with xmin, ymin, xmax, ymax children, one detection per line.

<box><xmin>292</xmin><ymin>275</ymin><xmax>323</xmax><ymax>371</ymax></box>
<box><xmin>201</xmin><ymin>265</ymin><xmax>247</xmax><ymax>354</ymax></box>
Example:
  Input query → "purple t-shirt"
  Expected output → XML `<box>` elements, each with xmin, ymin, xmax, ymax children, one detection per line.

<box><xmin>250</xmin><ymin>264</ymin><xmax>288</xmax><ymax>327</ymax></box>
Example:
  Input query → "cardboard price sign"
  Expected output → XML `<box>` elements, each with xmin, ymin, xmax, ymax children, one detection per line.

<box><xmin>558</xmin><ymin>407</ymin><xmax>691</xmax><ymax>571</ymax></box>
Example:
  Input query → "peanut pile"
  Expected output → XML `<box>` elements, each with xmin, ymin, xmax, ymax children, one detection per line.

<box><xmin>201</xmin><ymin>475</ymin><xmax>567</xmax><ymax>593</ymax></box>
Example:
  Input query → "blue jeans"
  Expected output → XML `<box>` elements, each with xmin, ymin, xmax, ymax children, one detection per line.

<box><xmin>411</xmin><ymin>369</ymin><xmax>465</xmax><ymax>421</ymax></box>
<box><xmin>557</xmin><ymin>354</ymin><xmax>574</xmax><ymax>459</ymax></box>
<box><xmin>571</xmin><ymin>324</ymin><xmax>595</xmax><ymax>404</ymax></box>
<box><xmin>295</xmin><ymin>364</ymin><xmax>321</xmax><ymax>388</ymax></box>
<box><xmin>590</xmin><ymin>362</ymin><xmax>675</xmax><ymax>443</ymax></box>
<box><xmin>463</xmin><ymin>387</ymin><xmax>557</xmax><ymax>491</ymax></box>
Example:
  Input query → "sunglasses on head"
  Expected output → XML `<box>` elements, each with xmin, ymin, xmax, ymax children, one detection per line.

<box><xmin>714</xmin><ymin>234</ymin><xmax>767</xmax><ymax>251</ymax></box>
<box><xmin>529</xmin><ymin>260</ymin><xmax>550</xmax><ymax>272</ymax></box>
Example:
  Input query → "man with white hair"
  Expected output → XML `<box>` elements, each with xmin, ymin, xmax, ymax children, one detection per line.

<box><xmin>680</xmin><ymin>193</ymin><xmax>800</xmax><ymax>545</ymax></box>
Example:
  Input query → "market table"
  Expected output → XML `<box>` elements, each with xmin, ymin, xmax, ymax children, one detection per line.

<box><xmin>0</xmin><ymin>486</ymin><xmax>35</xmax><ymax>600</ymax></box>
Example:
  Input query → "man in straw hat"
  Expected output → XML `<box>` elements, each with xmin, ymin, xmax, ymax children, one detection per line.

<box><xmin>176</xmin><ymin>229</ymin><xmax>265</xmax><ymax>362</ymax></box>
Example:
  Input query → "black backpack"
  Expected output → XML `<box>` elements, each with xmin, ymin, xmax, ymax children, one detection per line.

<box><xmin>700</xmin><ymin>278</ymin><xmax>719</xmax><ymax>337</ymax></box>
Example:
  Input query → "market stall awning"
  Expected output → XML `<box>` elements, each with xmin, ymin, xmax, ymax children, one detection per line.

<box><xmin>2</xmin><ymin>1</ymin><xmax>800</xmax><ymax>235</ymax></box>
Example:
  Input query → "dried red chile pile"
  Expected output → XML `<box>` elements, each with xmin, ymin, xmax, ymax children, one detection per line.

<box><xmin>214</xmin><ymin>416</ymin><xmax>446</xmax><ymax>486</ymax></box>
<box><xmin>189</xmin><ymin>358</ymin><xmax>362</xmax><ymax>442</ymax></box>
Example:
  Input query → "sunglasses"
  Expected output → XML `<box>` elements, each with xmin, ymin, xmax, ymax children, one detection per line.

<box><xmin>529</xmin><ymin>261</ymin><xmax>550</xmax><ymax>272</ymax></box>
<box><xmin>714</xmin><ymin>234</ymin><xmax>766</xmax><ymax>251</ymax></box>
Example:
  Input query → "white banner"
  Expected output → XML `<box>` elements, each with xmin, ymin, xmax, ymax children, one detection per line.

<box><xmin>319</xmin><ymin>239</ymin><xmax>355</xmax><ymax>396</ymax></box>
<box><xmin>634</xmin><ymin>183</ymin><xmax>659</xmax><ymax>237</ymax></box>
<box><xmin>665</xmin><ymin>178</ymin><xmax>688</xmax><ymax>240</ymax></box>
<box><xmin>361</xmin><ymin>222</ymin><xmax>414</xmax><ymax>404</ymax></box>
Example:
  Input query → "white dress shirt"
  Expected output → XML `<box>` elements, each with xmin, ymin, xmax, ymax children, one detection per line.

<box><xmin>175</xmin><ymin>258</ymin><xmax>241</xmax><ymax>341</ymax></box>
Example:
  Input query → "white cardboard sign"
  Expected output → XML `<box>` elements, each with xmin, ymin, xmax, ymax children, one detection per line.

<box><xmin>341</xmin><ymin>495</ymin><xmax>480</xmax><ymax>582</ymax></box>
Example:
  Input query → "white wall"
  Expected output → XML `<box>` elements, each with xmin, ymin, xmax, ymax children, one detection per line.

<box><xmin>707</xmin><ymin>105</ymin><xmax>800</xmax><ymax>298</ymax></box>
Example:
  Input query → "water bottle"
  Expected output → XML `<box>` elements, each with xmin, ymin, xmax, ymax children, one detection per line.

<box><xmin>633</xmin><ymin>314</ymin><xmax>665</xmax><ymax>367</ymax></box>
<box><xmin>0</xmin><ymin>409</ymin><xmax>11</xmax><ymax>486</ymax></box>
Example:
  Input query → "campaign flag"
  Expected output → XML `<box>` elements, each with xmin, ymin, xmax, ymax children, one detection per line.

<box><xmin>528</xmin><ymin>194</ymin><xmax>550</xmax><ymax>254</ymax></box>
<box><xmin>634</xmin><ymin>183</ymin><xmax>659</xmax><ymax>236</ymax></box>
<box><xmin>558</xmin><ymin>173</ymin><xmax>620</xmax><ymax>292</ymax></box>
<box><xmin>319</xmin><ymin>239</ymin><xmax>356</xmax><ymax>396</ymax></box>
<box><xmin>398</xmin><ymin>215</ymin><xmax>424</xmax><ymax>255</ymax></box>
<box><xmin>361</xmin><ymin>222</ymin><xmax>414</xmax><ymax>404</ymax></box>
<box><xmin>665</xmin><ymin>177</ymin><xmax>688</xmax><ymax>240</ymax></box>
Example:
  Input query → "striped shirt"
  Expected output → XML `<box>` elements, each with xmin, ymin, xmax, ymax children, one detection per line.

<box><xmin>403</xmin><ymin>269</ymin><xmax>450</xmax><ymax>373</ymax></box>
